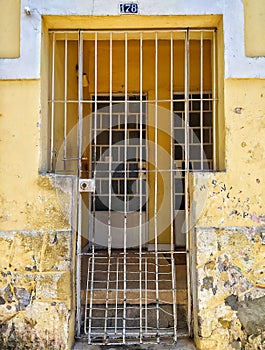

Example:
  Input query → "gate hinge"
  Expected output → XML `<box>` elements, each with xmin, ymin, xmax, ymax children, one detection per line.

<box><xmin>79</xmin><ymin>179</ymin><xmax>95</xmax><ymax>192</ymax></box>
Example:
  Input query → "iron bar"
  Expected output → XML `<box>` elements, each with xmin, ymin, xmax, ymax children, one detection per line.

<box><xmin>63</xmin><ymin>34</ymin><xmax>68</xmax><ymax>171</ymax></box>
<box><xmin>213</xmin><ymin>30</ymin><xmax>217</xmax><ymax>171</ymax></box>
<box><xmin>184</xmin><ymin>29</ymin><xmax>192</xmax><ymax>336</ymax></box>
<box><xmin>200</xmin><ymin>31</ymin><xmax>204</xmax><ymax>170</ymax></box>
<box><xmin>170</xmin><ymin>32</ymin><xmax>178</xmax><ymax>343</ymax></box>
<box><xmin>50</xmin><ymin>29</ymin><xmax>215</xmax><ymax>35</ymax></box>
<box><xmin>88</xmin><ymin>31</ymin><xmax>98</xmax><ymax>344</ymax></box>
<box><xmin>103</xmin><ymin>256</ymin><xmax>111</xmax><ymax>343</ymax></box>
<box><xmin>139</xmin><ymin>31</ymin><xmax>143</xmax><ymax>344</ymax></box>
<box><xmin>123</xmin><ymin>32</ymin><xmax>128</xmax><ymax>344</ymax></box>
<box><xmin>114</xmin><ymin>258</ymin><xmax>119</xmax><ymax>335</ymax></box>
<box><xmin>50</xmin><ymin>31</ymin><xmax>55</xmax><ymax>170</ymax></box>
<box><xmin>84</xmin><ymin>257</ymin><xmax>91</xmax><ymax>333</ymax></box>
<box><xmin>108</xmin><ymin>32</ymin><xmax>113</xmax><ymax>257</ymax></box>
<box><xmin>145</xmin><ymin>258</ymin><xmax>148</xmax><ymax>335</ymax></box>
<box><xmin>76</xmin><ymin>31</ymin><xmax>84</xmax><ymax>337</ymax></box>
<box><xmin>154</xmin><ymin>32</ymin><xmax>160</xmax><ymax>343</ymax></box>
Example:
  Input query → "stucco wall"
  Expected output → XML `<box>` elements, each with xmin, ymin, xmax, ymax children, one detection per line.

<box><xmin>194</xmin><ymin>226</ymin><xmax>265</xmax><ymax>350</ymax></box>
<box><xmin>244</xmin><ymin>0</ymin><xmax>265</xmax><ymax>57</ymax></box>
<box><xmin>0</xmin><ymin>230</ymin><xmax>74</xmax><ymax>349</ymax></box>
<box><xmin>0</xmin><ymin>0</ymin><xmax>20</xmax><ymax>58</ymax></box>
<box><xmin>0</xmin><ymin>1</ymin><xmax>265</xmax><ymax>349</ymax></box>
<box><xmin>190</xmin><ymin>79</ymin><xmax>265</xmax><ymax>349</ymax></box>
<box><xmin>0</xmin><ymin>80</ymin><xmax>76</xmax><ymax>348</ymax></box>
<box><xmin>1</xmin><ymin>0</ymin><xmax>265</xmax><ymax>79</ymax></box>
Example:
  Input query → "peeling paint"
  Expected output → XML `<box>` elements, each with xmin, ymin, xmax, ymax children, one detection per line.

<box><xmin>195</xmin><ymin>227</ymin><xmax>265</xmax><ymax>350</ymax></box>
<box><xmin>0</xmin><ymin>231</ymin><xmax>73</xmax><ymax>349</ymax></box>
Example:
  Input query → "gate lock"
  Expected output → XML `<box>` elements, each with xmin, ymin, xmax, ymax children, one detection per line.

<box><xmin>79</xmin><ymin>179</ymin><xmax>96</xmax><ymax>193</ymax></box>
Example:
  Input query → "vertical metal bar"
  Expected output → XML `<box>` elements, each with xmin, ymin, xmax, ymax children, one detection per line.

<box><xmin>184</xmin><ymin>28</ymin><xmax>192</xmax><ymax>336</ymax></box>
<box><xmin>76</xmin><ymin>194</ymin><xmax>83</xmax><ymax>337</ymax></box>
<box><xmin>104</xmin><ymin>256</ymin><xmax>111</xmax><ymax>343</ymax></box>
<box><xmin>139</xmin><ymin>31</ymin><xmax>143</xmax><ymax>344</ymax></box>
<box><xmin>170</xmin><ymin>31</ymin><xmax>174</xmax><ymax>260</ymax></box>
<box><xmin>184</xmin><ymin>29</ymin><xmax>189</xmax><ymax>174</ymax></box>
<box><xmin>63</xmin><ymin>34</ymin><xmax>68</xmax><ymax>170</ymax></box>
<box><xmin>101</xmin><ymin>32</ymin><xmax>113</xmax><ymax>344</ymax></box>
<box><xmin>212</xmin><ymin>30</ymin><xmax>217</xmax><ymax>171</ymax></box>
<box><xmin>170</xmin><ymin>32</ymin><xmax>178</xmax><ymax>343</ymax></box>
<box><xmin>88</xmin><ymin>31</ymin><xmax>98</xmax><ymax>344</ymax></box>
<box><xmin>108</xmin><ymin>32</ymin><xmax>113</xmax><ymax>257</ymax></box>
<box><xmin>145</xmin><ymin>258</ymin><xmax>148</xmax><ymax>335</ymax></box>
<box><xmin>123</xmin><ymin>32</ymin><xmax>128</xmax><ymax>344</ymax></box>
<box><xmin>84</xmin><ymin>257</ymin><xmax>91</xmax><ymax>333</ymax></box>
<box><xmin>50</xmin><ymin>32</ymin><xmax>55</xmax><ymax>170</ymax></box>
<box><xmin>76</xmin><ymin>30</ymin><xmax>84</xmax><ymax>337</ymax></box>
<box><xmin>114</xmin><ymin>258</ymin><xmax>119</xmax><ymax>335</ymax></box>
<box><xmin>154</xmin><ymin>31</ymin><xmax>160</xmax><ymax>343</ymax></box>
<box><xmin>200</xmin><ymin>32</ymin><xmax>204</xmax><ymax>170</ymax></box>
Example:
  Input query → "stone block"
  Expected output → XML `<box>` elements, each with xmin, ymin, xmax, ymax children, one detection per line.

<box><xmin>0</xmin><ymin>235</ymin><xmax>13</xmax><ymax>269</ymax></box>
<box><xmin>35</xmin><ymin>271</ymin><xmax>71</xmax><ymax>306</ymax></box>
<box><xmin>0</xmin><ymin>231</ymin><xmax>43</xmax><ymax>272</ymax></box>
<box><xmin>0</xmin><ymin>301</ymin><xmax>71</xmax><ymax>349</ymax></box>
<box><xmin>40</xmin><ymin>231</ymin><xmax>72</xmax><ymax>271</ymax></box>
<box><xmin>195</xmin><ymin>226</ymin><xmax>265</xmax><ymax>350</ymax></box>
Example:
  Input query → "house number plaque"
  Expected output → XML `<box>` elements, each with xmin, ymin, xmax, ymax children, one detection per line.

<box><xmin>119</xmin><ymin>3</ymin><xmax>139</xmax><ymax>14</ymax></box>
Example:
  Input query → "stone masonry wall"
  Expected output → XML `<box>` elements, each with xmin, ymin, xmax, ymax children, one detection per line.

<box><xmin>194</xmin><ymin>227</ymin><xmax>265</xmax><ymax>350</ymax></box>
<box><xmin>0</xmin><ymin>230</ymin><xmax>74</xmax><ymax>349</ymax></box>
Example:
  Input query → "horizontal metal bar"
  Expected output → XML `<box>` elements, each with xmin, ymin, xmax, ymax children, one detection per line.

<box><xmin>49</xmin><ymin>28</ymin><xmax>216</xmax><ymax>34</ymax></box>
<box><xmin>48</xmin><ymin>97</ymin><xmax>218</xmax><ymax>103</ymax></box>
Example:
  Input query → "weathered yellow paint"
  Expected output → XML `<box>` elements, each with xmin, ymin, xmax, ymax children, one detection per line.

<box><xmin>191</xmin><ymin>79</ymin><xmax>265</xmax><ymax>228</ymax></box>
<box><xmin>0</xmin><ymin>81</ymin><xmax>75</xmax><ymax>348</ymax></box>
<box><xmin>0</xmin><ymin>81</ymin><xmax>72</xmax><ymax>231</ymax></box>
<box><xmin>244</xmin><ymin>0</ymin><xmax>265</xmax><ymax>56</ymax></box>
<box><xmin>194</xmin><ymin>227</ymin><xmax>264</xmax><ymax>350</ymax></box>
<box><xmin>0</xmin><ymin>231</ymin><xmax>74</xmax><ymax>349</ymax></box>
<box><xmin>0</xmin><ymin>0</ymin><xmax>20</xmax><ymax>58</ymax></box>
<box><xmin>44</xmin><ymin>15</ymin><xmax>222</xmax><ymax>31</ymax></box>
<box><xmin>2</xmin><ymin>13</ymin><xmax>264</xmax><ymax>350</ymax></box>
<box><xmin>191</xmin><ymin>79</ymin><xmax>265</xmax><ymax>350</ymax></box>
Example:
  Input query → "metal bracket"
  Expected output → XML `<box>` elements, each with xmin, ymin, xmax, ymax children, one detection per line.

<box><xmin>79</xmin><ymin>179</ymin><xmax>95</xmax><ymax>192</ymax></box>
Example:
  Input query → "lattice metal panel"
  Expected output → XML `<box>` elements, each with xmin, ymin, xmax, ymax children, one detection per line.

<box><xmin>81</xmin><ymin>252</ymin><xmax>186</xmax><ymax>345</ymax></box>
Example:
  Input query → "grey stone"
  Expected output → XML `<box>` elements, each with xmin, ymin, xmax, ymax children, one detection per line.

<box><xmin>202</xmin><ymin>276</ymin><xmax>213</xmax><ymax>290</ymax></box>
<box><xmin>14</xmin><ymin>287</ymin><xmax>31</xmax><ymax>310</ymax></box>
<box><xmin>225</xmin><ymin>294</ymin><xmax>238</xmax><ymax>311</ymax></box>
<box><xmin>238</xmin><ymin>296</ymin><xmax>265</xmax><ymax>335</ymax></box>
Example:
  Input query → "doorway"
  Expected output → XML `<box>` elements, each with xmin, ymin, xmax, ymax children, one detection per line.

<box><xmin>48</xmin><ymin>28</ymin><xmax>217</xmax><ymax>345</ymax></box>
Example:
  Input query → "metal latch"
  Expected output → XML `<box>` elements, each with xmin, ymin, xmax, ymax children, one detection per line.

<box><xmin>79</xmin><ymin>179</ymin><xmax>95</xmax><ymax>192</ymax></box>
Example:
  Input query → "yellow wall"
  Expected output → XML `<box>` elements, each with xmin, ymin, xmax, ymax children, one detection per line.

<box><xmin>0</xmin><ymin>0</ymin><xmax>20</xmax><ymax>58</ymax></box>
<box><xmin>0</xmin><ymin>80</ymin><xmax>71</xmax><ymax>230</ymax></box>
<box><xmin>1</xmin><ymin>12</ymin><xmax>264</xmax><ymax>350</ymax></box>
<box><xmin>190</xmin><ymin>79</ymin><xmax>265</xmax><ymax>350</ymax></box>
<box><xmin>191</xmin><ymin>79</ymin><xmax>265</xmax><ymax>227</ymax></box>
<box><xmin>244</xmin><ymin>0</ymin><xmax>265</xmax><ymax>56</ymax></box>
<box><xmin>0</xmin><ymin>80</ymin><xmax>75</xmax><ymax>349</ymax></box>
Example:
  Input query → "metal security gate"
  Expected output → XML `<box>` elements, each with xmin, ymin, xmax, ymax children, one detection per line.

<box><xmin>48</xmin><ymin>28</ymin><xmax>217</xmax><ymax>345</ymax></box>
